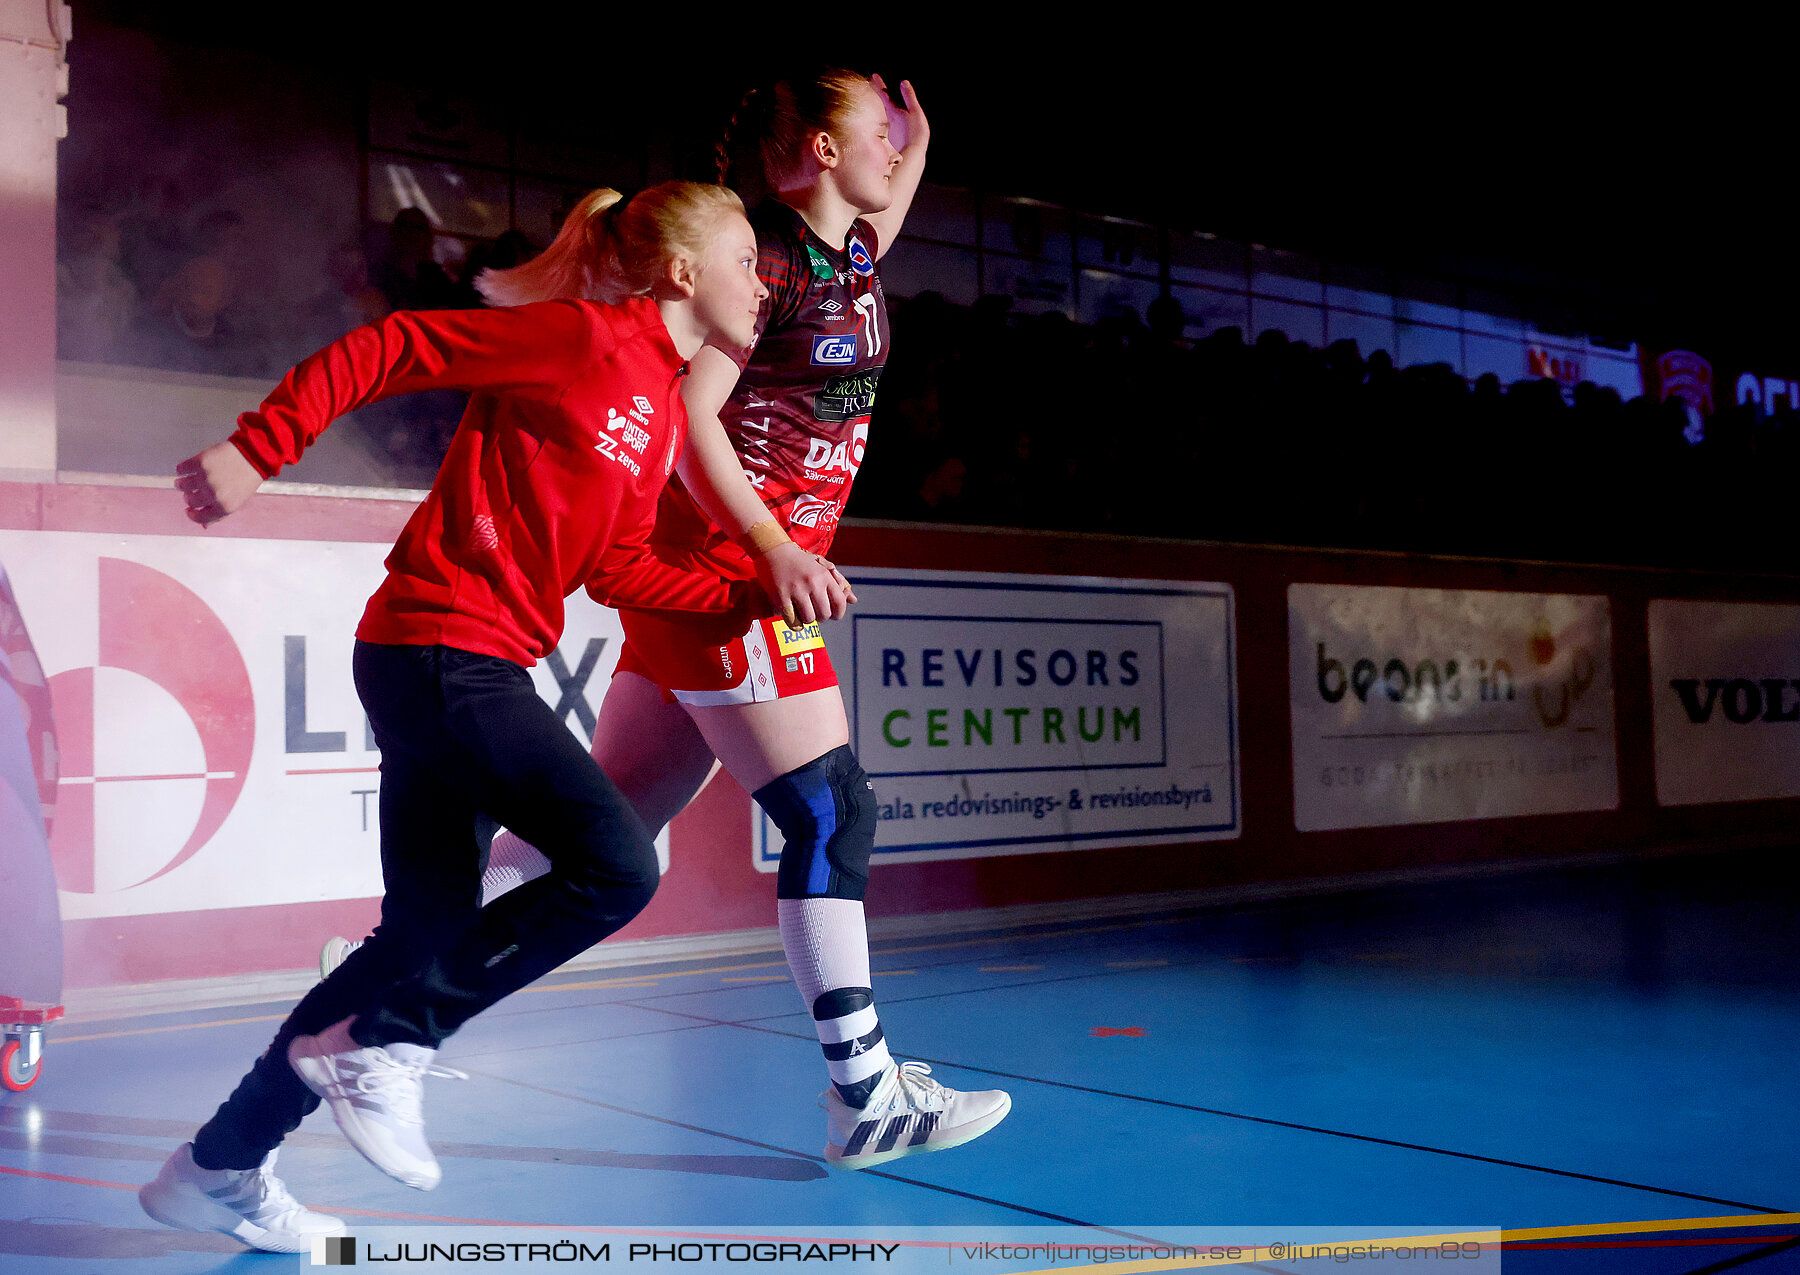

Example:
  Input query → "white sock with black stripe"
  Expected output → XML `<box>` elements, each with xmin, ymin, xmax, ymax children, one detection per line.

<box><xmin>778</xmin><ymin>898</ymin><xmax>894</xmax><ymax>1107</ymax></box>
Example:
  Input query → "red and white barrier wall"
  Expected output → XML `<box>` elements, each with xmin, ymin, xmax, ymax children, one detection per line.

<box><xmin>3</xmin><ymin>478</ymin><xmax>1797</xmax><ymax>989</ymax></box>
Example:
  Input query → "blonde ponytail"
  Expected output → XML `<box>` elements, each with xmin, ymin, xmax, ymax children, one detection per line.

<box><xmin>477</xmin><ymin>182</ymin><xmax>744</xmax><ymax>307</ymax></box>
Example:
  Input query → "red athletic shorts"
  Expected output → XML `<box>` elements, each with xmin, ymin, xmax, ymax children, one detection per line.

<box><xmin>616</xmin><ymin>608</ymin><xmax>839</xmax><ymax>706</ymax></box>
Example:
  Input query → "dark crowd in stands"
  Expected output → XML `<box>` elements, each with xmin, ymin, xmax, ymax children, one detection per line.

<box><xmin>57</xmin><ymin>197</ymin><xmax>1787</xmax><ymax>572</ymax></box>
<box><xmin>56</xmin><ymin>191</ymin><xmax>533</xmax><ymax>472</ymax></box>
<box><xmin>864</xmin><ymin>293</ymin><xmax>1790</xmax><ymax>572</ymax></box>
<box><xmin>56</xmin><ymin>192</ymin><xmax>535</xmax><ymax>375</ymax></box>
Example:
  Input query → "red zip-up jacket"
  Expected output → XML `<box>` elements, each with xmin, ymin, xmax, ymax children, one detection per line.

<box><xmin>229</xmin><ymin>298</ymin><xmax>743</xmax><ymax>667</ymax></box>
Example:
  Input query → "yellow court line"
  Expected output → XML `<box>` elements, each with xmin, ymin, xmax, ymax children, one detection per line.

<box><xmin>529</xmin><ymin>957</ymin><xmax>792</xmax><ymax>993</ymax></box>
<box><xmin>1504</xmin><ymin>1212</ymin><xmax>1800</xmax><ymax>1241</ymax></box>
<box><xmin>720</xmin><ymin>976</ymin><xmax>788</xmax><ymax>983</ymax></box>
<box><xmin>59</xmin><ymin>916</ymin><xmax>1151</xmax><ymax>1035</ymax></box>
<box><xmin>56</xmin><ymin>954</ymin><xmax>868</xmax><ymax>1040</ymax></box>
<box><xmin>979</xmin><ymin>965</ymin><xmax>1043</xmax><ymax>972</ymax></box>
<box><xmin>51</xmin><ymin>1014</ymin><xmax>288</xmax><ymax>1045</ymax></box>
<box><xmin>522</xmin><ymin>977</ymin><xmax>679</xmax><ymax>992</ymax></box>
<box><xmin>524</xmin><ymin>921</ymin><xmax>1138</xmax><ymax>994</ymax></box>
<box><xmin>57</xmin><ymin>962</ymin><xmax>790</xmax><ymax>1039</ymax></box>
<box><xmin>997</xmin><ymin>1214</ymin><xmax>1800</xmax><ymax>1275</ymax></box>
<box><xmin>871</xmin><ymin>919</ymin><xmax>1154</xmax><ymax>959</ymax></box>
<box><xmin>530</xmin><ymin>918</ymin><xmax>1147</xmax><ymax>992</ymax></box>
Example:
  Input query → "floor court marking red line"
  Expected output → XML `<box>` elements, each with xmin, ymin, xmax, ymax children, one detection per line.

<box><xmin>0</xmin><ymin>1163</ymin><xmax>137</xmax><ymax>1190</ymax></box>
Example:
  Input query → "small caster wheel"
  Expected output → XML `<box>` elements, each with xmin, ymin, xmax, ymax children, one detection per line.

<box><xmin>2</xmin><ymin>1038</ymin><xmax>41</xmax><ymax>1091</ymax></box>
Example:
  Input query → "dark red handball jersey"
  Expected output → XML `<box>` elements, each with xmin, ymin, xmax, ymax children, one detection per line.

<box><xmin>229</xmin><ymin>298</ymin><xmax>740</xmax><ymax>668</ymax></box>
<box><xmin>653</xmin><ymin>200</ymin><xmax>887</xmax><ymax>578</ymax></box>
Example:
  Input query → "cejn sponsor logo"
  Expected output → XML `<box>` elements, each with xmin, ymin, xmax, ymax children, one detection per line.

<box><xmin>811</xmin><ymin>333</ymin><xmax>858</xmax><ymax>366</ymax></box>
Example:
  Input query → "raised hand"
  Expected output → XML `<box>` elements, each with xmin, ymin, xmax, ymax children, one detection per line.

<box><xmin>871</xmin><ymin>73</ymin><xmax>928</xmax><ymax>153</ymax></box>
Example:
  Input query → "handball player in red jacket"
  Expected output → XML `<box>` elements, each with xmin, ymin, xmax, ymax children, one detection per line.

<box><xmin>141</xmin><ymin>181</ymin><xmax>767</xmax><ymax>1250</ymax></box>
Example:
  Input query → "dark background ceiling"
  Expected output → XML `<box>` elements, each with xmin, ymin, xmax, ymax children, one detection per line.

<box><xmin>79</xmin><ymin>4</ymin><xmax>1788</xmax><ymax>365</ymax></box>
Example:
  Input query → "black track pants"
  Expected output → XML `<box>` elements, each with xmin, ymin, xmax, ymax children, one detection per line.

<box><xmin>193</xmin><ymin>641</ymin><xmax>657</xmax><ymax>1170</ymax></box>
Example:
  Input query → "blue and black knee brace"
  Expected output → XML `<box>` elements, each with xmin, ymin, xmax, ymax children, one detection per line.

<box><xmin>753</xmin><ymin>745</ymin><xmax>876</xmax><ymax>900</ymax></box>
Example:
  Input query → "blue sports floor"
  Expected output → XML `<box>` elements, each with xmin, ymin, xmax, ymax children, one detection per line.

<box><xmin>3</xmin><ymin>845</ymin><xmax>1796</xmax><ymax>1272</ymax></box>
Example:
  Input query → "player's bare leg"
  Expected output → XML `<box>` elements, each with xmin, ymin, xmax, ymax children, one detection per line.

<box><xmin>681</xmin><ymin>687</ymin><xmax>847</xmax><ymax>793</ymax></box>
<box><xmin>593</xmin><ymin>672</ymin><xmax>722</xmax><ymax>834</ymax></box>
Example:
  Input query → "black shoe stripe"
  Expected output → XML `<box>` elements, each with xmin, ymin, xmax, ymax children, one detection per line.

<box><xmin>874</xmin><ymin>1116</ymin><xmax>910</xmax><ymax>1154</ymax></box>
<box><xmin>843</xmin><ymin>1118</ymin><xmax>881</xmax><ymax>1156</ymax></box>
<box><xmin>909</xmin><ymin>1112</ymin><xmax>939</xmax><ymax>1146</ymax></box>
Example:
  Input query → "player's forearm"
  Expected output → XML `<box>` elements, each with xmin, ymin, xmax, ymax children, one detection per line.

<box><xmin>676</xmin><ymin>410</ymin><xmax>780</xmax><ymax>538</ymax></box>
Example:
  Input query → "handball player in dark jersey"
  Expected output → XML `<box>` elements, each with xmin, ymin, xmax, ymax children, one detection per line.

<box><xmin>341</xmin><ymin>69</ymin><xmax>1012</xmax><ymax>1170</ymax></box>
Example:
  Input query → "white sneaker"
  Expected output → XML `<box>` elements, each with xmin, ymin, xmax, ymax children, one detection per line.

<box><xmin>139</xmin><ymin>1141</ymin><xmax>345</xmax><ymax>1253</ymax></box>
<box><xmin>288</xmin><ymin>1016</ymin><xmax>466</xmax><ymax>1190</ymax></box>
<box><xmin>319</xmin><ymin>936</ymin><xmax>363</xmax><ymax>979</ymax></box>
<box><xmin>822</xmin><ymin>1061</ymin><xmax>1011</xmax><ymax>1170</ymax></box>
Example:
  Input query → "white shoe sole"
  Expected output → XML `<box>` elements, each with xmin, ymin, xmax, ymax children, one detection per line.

<box><xmin>319</xmin><ymin>938</ymin><xmax>351</xmax><ymax>980</ymax></box>
<box><xmin>824</xmin><ymin>1092</ymin><xmax>1012</xmax><ymax>1171</ymax></box>
<box><xmin>289</xmin><ymin>1045</ymin><xmax>441</xmax><ymax>1191</ymax></box>
<box><xmin>138</xmin><ymin>1176</ymin><xmax>343</xmax><ymax>1253</ymax></box>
